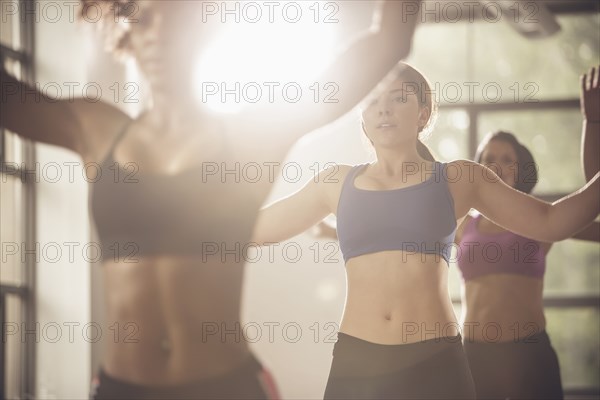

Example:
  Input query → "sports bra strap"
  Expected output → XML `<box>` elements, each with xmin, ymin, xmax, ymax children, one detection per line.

<box><xmin>107</xmin><ymin>119</ymin><xmax>133</xmax><ymax>156</ymax></box>
<box><xmin>343</xmin><ymin>163</ymin><xmax>367</xmax><ymax>190</ymax></box>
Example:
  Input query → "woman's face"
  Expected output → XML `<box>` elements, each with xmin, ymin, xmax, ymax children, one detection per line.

<box><xmin>361</xmin><ymin>78</ymin><xmax>428</xmax><ymax>149</ymax></box>
<box><xmin>126</xmin><ymin>0</ymin><xmax>205</xmax><ymax>83</ymax></box>
<box><xmin>479</xmin><ymin>139</ymin><xmax>518</xmax><ymax>188</ymax></box>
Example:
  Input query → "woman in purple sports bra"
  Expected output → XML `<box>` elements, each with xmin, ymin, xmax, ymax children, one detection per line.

<box><xmin>0</xmin><ymin>1</ymin><xmax>422</xmax><ymax>398</ymax></box>
<box><xmin>454</xmin><ymin>69</ymin><xmax>600</xmax><ymax>400</ymax></box>
<box><xmin>252</xmin><ymin>62</ymin><xmax>600</xmax><ymax>399</ymax></box>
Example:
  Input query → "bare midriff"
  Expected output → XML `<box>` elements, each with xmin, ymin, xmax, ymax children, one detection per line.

<box><xmin>101</xmin><ymin>254</ymin><xmax>251</xmax><ymax>386</ymax></box>
<box><xmin>340</xmin><ymin>251</ymin><xmax>460</xmax><ymax>345</ymax></box>
<box><xmin>462</xmin><ymin>274</ymin><xmax>545</xmax><ymax>343</ymax></box>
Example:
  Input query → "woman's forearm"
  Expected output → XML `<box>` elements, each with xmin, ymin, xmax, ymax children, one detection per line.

<box><xmin>582</xmin><ymin>119</ymin><xmax>600</xmax><ymax>181</ymax></box>
<box><xmin>549</xmin><ymin>172</ymin><xmax>600</xmax><ymax>241</ymax></box>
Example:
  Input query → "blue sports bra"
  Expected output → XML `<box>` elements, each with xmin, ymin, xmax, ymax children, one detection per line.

<box><xmin>336</xmin><ymin>162</ymin><xmax>457</xmax><ymax>265</ymax></box>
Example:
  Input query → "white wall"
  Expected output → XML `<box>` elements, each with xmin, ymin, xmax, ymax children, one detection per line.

<box><xmin>34</xmin><ymin>2</ymin><xmax>91</xmax><ymax>398</ymax></box>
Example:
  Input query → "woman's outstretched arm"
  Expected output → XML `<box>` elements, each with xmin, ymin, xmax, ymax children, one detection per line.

<box><xmin>252</xmin><ymin>166</ymin><xmax>342</xmax><ymax>245</ymax></box>
<box><xmin>571</xmin><ymin>220</ymin><xmax>600</xmax><ymax>242</ymax></box>
<box><xmin>460</xmin><ymin>160</ymin><xmax>600</xmax><ymax>243</ymax></box>
<box><xmin>1</xmin><ymin>66</ymin><xmax>83</xmax><ymax>153</ymax></box>
<box><xmin>0</xmin><ymin>63</ymin><xmax>127</xmax><ymax>159</ymax></box>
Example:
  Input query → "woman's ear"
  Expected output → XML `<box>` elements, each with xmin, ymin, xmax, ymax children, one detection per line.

<box><xmin>418</xmin><ymin>106</ymin><xmax>430</xmax><ymax>129</ymax></box>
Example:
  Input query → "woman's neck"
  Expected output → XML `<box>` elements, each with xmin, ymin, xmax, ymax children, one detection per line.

<box><xmin>373</xmin><ymin>150</ymin><xmax>429</xmax><ymax>176</ymax></box>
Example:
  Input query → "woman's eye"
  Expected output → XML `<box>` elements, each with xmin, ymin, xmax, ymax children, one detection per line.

<box><xmin>394</xmin><ymin>96</ymin><xmax>407</xmax><ymax>103</ymax></box>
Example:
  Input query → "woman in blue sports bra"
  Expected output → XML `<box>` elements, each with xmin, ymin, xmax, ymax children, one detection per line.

<box><xmin>252</xmin><ymin>62</ymin><xmax>600</xmax><ymax>399</ymax></box>
<box><xmin>0</xmin><ymin>1</ymin><xmax>422</xmax><ymax>398</ymax></box>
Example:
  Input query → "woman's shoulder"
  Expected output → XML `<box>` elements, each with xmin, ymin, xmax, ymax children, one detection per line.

<box><xmin>321</xmin><ymin>162</ymin><xmax>365</xmax><ymax>174</ymax></box>
<box><xmin>316</xmin><ymin>163</ymin><xmax>361</xmax><ymax>185</ymax></box>
<box><xmin>70</xmin><ymin>99</ymin><xmax>132</xmax><ymax>162</ymax></box>
<box><xmin>444</xmin><ymin>158</ymin><xmax>480</xmax><ymax>170</ymax></box>
<box><xmin>71</xmin><ymin>97</ymin><xmax>131</xmax><ymax>126</ymax></box>
<box><xmin>441</xmin><ymin>159</ymin><xmax>490</xmax><ymax>187</ymax></box>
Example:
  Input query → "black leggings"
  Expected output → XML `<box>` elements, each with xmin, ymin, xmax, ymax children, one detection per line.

<box><xmin>90</xmin><ymin>353</ymin><xmax>279</xmax><ymax>400</ymax></box>
<box><xmin>464</xmin><ymin>330</ymin><xmax>564</xmax><ymax>400</ymax></box>
<box><xmin>324</xmin><ymin>332</ymin><xmax>476</xmax><ymax>400</ymax></box>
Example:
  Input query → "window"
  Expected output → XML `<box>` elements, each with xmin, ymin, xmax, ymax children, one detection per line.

<box><xmin>1</xmin><ymin>0</ymin><xmax>36</xmax><ymax>398</ymax></box>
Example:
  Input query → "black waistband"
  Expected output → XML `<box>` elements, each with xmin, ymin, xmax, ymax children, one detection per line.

<box><xmin>94</xmin><ymin>353</ymin><xmax>263</xmax><ymax>399</ymax></box>
<box><xmin>330</xmin><ymin>332</ymin><xmax>466</xmax><ymax>377</ymax></box>
<box><xmin>463</xmin><ymin>329</ymin><xmax>551</xmax><ymax>347</ymax></box>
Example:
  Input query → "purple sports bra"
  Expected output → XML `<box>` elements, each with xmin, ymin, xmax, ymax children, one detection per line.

<box><xmin>456</xmin><ymin>214</ymin><xmax>546</xmax><ymax>281</ymax></box>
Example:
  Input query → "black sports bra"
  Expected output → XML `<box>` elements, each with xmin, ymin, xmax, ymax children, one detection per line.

<box><xmin>89</xmin><ymin>120</ymin><xmax>261</xmax><ymax>263</ymax></box>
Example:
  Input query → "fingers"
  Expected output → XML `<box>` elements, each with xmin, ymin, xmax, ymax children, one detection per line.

<box><xmin>582</xmin><ymin>65</ymin><xmax>600</xmax><ymax>91</ymax></box>
<box><xmin>588</xmin><ymin>66</ymin><xmax>595</xmax><ymax>90</ymax></box>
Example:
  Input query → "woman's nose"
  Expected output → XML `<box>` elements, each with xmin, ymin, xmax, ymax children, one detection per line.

<box><xmin>378</xmin><ymin>108</ymin><xmax>392</xmax><ymax>116</ymax></box>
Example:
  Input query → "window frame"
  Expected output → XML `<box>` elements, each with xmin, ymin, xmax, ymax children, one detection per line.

<box><xmin>1</xmin><ymin>0</ymin><xmax>37</xmax><ymax>398</ymax></box>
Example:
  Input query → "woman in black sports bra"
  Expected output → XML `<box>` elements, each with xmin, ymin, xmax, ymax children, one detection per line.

<box><xmin>0</xmin><ymin>1</ymin><xmax>422</xmax><ymax>398</ymax></box>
